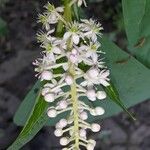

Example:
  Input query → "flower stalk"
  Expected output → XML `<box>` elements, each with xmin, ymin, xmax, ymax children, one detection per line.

<box><xmin>70</xmin><ymin>64</ymin><xmax>80</xmax><ymax>149</ymax></box>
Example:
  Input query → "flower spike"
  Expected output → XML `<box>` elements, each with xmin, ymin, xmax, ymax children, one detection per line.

<box><xmin>33</xmin><ymin>1</ymin><xmax>110</xmax><ymax>150</ymax></box>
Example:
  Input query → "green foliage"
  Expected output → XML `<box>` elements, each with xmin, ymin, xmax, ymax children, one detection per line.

<box><xmin>0</xmin><ymin>17</ymin><xmax>7</xmax><ymax>37</ymax></box>
<box><xmin>13</xmin><ymin>81</ymin><xmax>41</xmax><ymax>124</ymax></box>
<box><xmin>122</xmin><ymin>0</ymin><xmax>150</xmax><ymax>68</ymax></box>
<box><xmin>0</xmin><ymin>0</ymin><xmax>8</xmax><ymax>7</ymax></box>
<box><xmin>104</xmin><ymin>82</ymin><xmax>136</xmax><ymax>121</ymax></box>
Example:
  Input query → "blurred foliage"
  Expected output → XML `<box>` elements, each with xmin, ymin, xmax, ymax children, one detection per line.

<box><xmin>0</xmin><ymin>0</ymin><xmax>9</xmax><ymax>7</ymax></box>
<box><xmin>0</xmin><ymin>17</ymin><xmax>7</xmax><ymax>37</ymax></box>
<box><xmin>88</xmin><ymin>0</ymin><xmax>104</xmax><ymax>3</ymax></box>
<box><xmin>0</xmin><ymin>0</ymin><xmax>8</xmax><ymax>37</ymax></box>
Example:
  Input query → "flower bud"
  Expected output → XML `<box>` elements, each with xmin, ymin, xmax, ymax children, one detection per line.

<box><xmin>58</xmin><ymin>100</ymin><xmax>68</xmax><ymax>109</ymax></box>
<box><xmin>89</xmin><ymin>139</ymin><xmax>96</xmax><ymax>146</ymax></box>
<box><xmin>80</xmin><ymin>129</ymin><xmax>86</xmax><ymax>138</ymax></box>
<box><xmin>91</xmin><ymin>123</ymin><xmax>101</xmax><ymax>132</ymax></box>
<box><xmin>95</xmin><ymin>107</ymin><xmax>105</xmax><ymax>115</ymax></box>
<box><xmin>54</xmin><ymin>128</ymin><xmax>63</xmax><ymax>137</ymax></box>
<box><xmin>86</xmin><ymin>89</ymin><xmax>96</xmax><ymax>101</ymax></box>
<box><xmin>41</xmin><ymin>87</ymin><xmax>49</xmax><ymax>96</ymax></box>
<box><xmin>97</xmin><ymin>91</ymin><xmax>106</xmax><ymax>100</ymax></box>
<box><xmin>44</xmin><ymin>93</ymin><xmax>55</xmax><ymax>102</ymax></box>
<box><xmin>87</xmin><ymin>143</ymin><xmax>95</xmax><ymax>150</ymax></box>
<box><xmin>41</xmin><ymin>71</ymin><xmax>53</xmax><ymax>81</ymax></box>
<box><xmin>47</xmin><ymin>108</ymin><xmax>57</xmax><ymax>118</ymax></box>
<box><xmin>80</xmin><ymin>111</ymin><xmax>88</xmax><ymax>120</ymax></box>
<box><xmin>90</xmin><ymin>109</ymin><xmax>97</xmax><ymax>116</ymax></box>
<box><xmin>59</xmin><ymin>119</ymin><xmax>68</xmax><ymax>128</ymax></box>
<box><xmin>60</xmin><ymin>137</ymin><xmax>69</xmax><ymax>146</ymax></box>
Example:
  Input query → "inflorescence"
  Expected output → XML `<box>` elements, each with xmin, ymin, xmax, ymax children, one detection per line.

<box><xmin>33</xmin><ymin>1</ymin><xmax>110</xmax><ymax>150</ymax></box>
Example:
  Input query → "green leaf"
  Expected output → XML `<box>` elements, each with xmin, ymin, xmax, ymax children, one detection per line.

<box><xmin>8</xmin><ymin>83</ymin><xmax>49</xmax><ymax>150</ymax></box>
<box><xmin>14</xmin><ymin>81</ymin><xmax>41</xmax><ymax>125</ymax></box>
<box><xmin>122</xmin><ymin>0</ymin><xmax>150</xmax><ymax>68</ymax></box>
<box><xmin>104</xmin><ymin>82</ymin><xmax>136</xmax><ymax>120</ymax></box>
<box><xmin>122</xmin><ymin>0</ymin><xmax>146</xmax><ymax>45</ymax></box>
<box><xmin>0</xmin><ymin>17</ymin><xmax>7</xmax><ymax>36</ymax></box>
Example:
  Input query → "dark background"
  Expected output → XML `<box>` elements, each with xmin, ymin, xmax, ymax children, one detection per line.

<box><xmin>0</xmin><ymin>0</ymin><xmax>150</xmax><ymax>149</ymax></box>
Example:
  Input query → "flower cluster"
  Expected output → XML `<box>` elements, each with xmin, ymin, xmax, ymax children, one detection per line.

<box><xmin>33</xmin><ymin>2</ymin><xmax>110</xmax><ymax>150</ymax></box>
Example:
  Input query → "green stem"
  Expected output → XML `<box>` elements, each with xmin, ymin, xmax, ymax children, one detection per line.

<box><xmin>56</xmin><ymin>0</ymin><xmax>72</xmax><ymax>36</ymax></box>
<box><xmin>63</xmin><ymin>0</ymin><xmax>72</xmax><ymax>22</ymax></box>
<box><xmin>69</xmin><ymin>63</ymin><xmax>80</xmax><ymax>150</ymax></box>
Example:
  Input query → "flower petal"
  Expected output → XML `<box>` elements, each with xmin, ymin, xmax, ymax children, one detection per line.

<box><xmin>72</xmin><ymin>34</ymin><xmax>79</xmax><ymax>45</ymax></box>
<box><xmin>63</xmin><ymin>32</ymin><xmax>71</xmax><ymax>41</ymax></box>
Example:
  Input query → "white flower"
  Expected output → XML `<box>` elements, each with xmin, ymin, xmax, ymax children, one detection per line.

<box><xmin>63</xmin><ymin>22</ymin><xmax>82</xmax><ymax>45</ymax></box>
<box><xmin>99</xmin><ymin>70</ymin><xmax>110</xmax><ymax>86</ymax></box>
<box><xmin>38</xmin><ymin>3</ymin><xmax>64</xmax><ymax>30</ymax></box>
<box><xmin>77</xmin><ymin>41</ymin><xmax>102</xmax><ymax>65</ymax></box>
<box><xmin>33</xmin><ymin>53</ymin><xmax>55</xmax><ymax>78</ymax></box>
<box><xmin>45</xmin><ymin>3</ymin><xmax>64</xmax><ymax>24</ymax></box>
<box><xmin>81</xmin><ymin>68</ymin><xmax>110</xmax><ymax>87</ymax></box>
<box><xmin>81</xmin><ymin>19</ymin><xmax>103</xmax><ymax>42</ymax></box>
<box><xmin>40</xmin><ymin>36</ymin><xmax>64</xmax><ymax>55</ymax></box>
<box><xmin>37</xmin><ymin>29</ymin><xmax>55</xmax><ymax>43</ymax></box>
